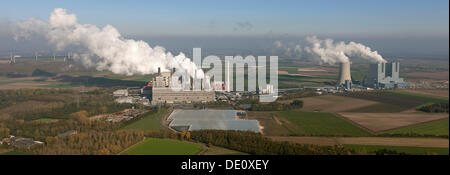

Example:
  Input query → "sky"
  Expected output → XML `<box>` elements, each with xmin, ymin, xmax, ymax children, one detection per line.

<box><xmin>0</xmin><ymin>0</ymin><xmax>448</xmax><ymax>57</ymax></box>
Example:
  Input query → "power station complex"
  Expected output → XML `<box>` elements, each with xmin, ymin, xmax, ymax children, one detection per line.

<box><xmin>114</xmin><ymin>60</ymin><xmax>408</xmax><ymax>106</ymax></box>
<box><xmin>364</xmin><ymin>61</ymin><xmax>408</xmax><ymax>89</ymax></box>
<box><xmin>147</xmin><ymin>68</ymin><xmax>215</xmax><ymax>104</ymax></box>
<box><xmin>336</xmin><ymin>61</ymin><xmax>408</xmax><ymax>90</ymax></box>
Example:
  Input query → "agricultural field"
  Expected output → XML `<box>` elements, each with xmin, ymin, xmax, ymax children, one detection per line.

<box><xmin>298</xmin><ymin>95</ymin><xmax>379</xmax><ymax>112</ymax></box>
<box><xmin>247</xmin><ymin>111</ymin><xmax>299</xmax><ymax>136</ymax></box>
<box><xmin>276</xmin><ymin>111</ymin><xmax>372</xmax><ymax>136</ymax></box>
<box><xmin>201</xmin><ymin>146</ymin><xmax>248</xmax><ymax>155</ymax></box>
<box><xmin>0</xmin><ymin>59</ymin><xmax>149</xmax><ymax>90</ymax></box>
<box><xmin>338</xmin><ymin>112</ymin><xmax>448</xmax><ymax>133</ymax></box>
<box><xmin>121</xmin><ymin>108</ymin><xmax>167</xmax><ymax>131</ymax></box>
<box><xmin>268</xmin><ymin>136</ymin><xmax>449</xmax><ymax>148</ymax></box>
<box><xmin>121</xmin><ymin>138</ymin><xmax>203</xmax><ymax>155</ymax></box>
<box><xmin>384</xmin><ymin>119</ymin><xmax>449</xmax><ymax>136</ymax></box>
<box><xmin>278</xmin><ymin>74</ymin><xmax>336</xmax><ymax>88</ymax></box>
<box><xmin>339</xmin><ymin>90</ymin><xmax>449</xmax><ymax>113</ymax></box>
<box><xmin>398</xmin><ymin>89</ymin><xmax>449</xmax><ymax>98</ymax></box>
<box><xmin>344</xmin><ymin>144</ymin><xmax>449</xmax><ymax>155</ymax></box>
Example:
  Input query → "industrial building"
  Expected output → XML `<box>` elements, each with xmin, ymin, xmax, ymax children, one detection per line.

<box><xmin>167</xmin><ymin>109</ymin><xmax>261</xmax><ymax>133</ymax></box>
<box><xmin>364</xmin><ymin>61</ymin><xmax>408</xmax><ymax>89</ymax></box>
<box><xmin>150</xmin><ymin>68</ymin><xmax>215</xmax><ymax>104</ymax></box>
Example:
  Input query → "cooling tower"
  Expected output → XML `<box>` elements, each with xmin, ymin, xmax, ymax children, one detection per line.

<box><xmin>337</xmin><ymin>62</ymin><xmax>352</xmax><ymax>85</ymax></box>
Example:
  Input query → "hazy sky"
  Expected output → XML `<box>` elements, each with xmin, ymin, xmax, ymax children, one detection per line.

<box><xmin>1</xmin><ymin>0</ymin><xmax>448</xmax><ymax>37</ymax></box>
<box><xmin>0</xmin><ymin>0</ymin><xmax>448</xmax><ymax>57</ymax></box>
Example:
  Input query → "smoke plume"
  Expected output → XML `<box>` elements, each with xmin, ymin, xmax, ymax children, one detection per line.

<box><xmin>13</xmin><ymin>8</ymin><xmax>204</xmax><ymax>78</ymax></box>
<box><xmin>275</xmin><ymin>36</ymin><xmax>386</xmax><ymax>64</ymax></box>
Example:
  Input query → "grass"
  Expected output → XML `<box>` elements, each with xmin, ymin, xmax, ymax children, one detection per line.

<box><xmin>345</xmin><ymin>144</ymin><xmax>449</xmax><ymax>155</ymax></box>
<box><xmin>248</xmin><ymin>112</ymin><xmax>298</xmax><ymax>136</ymax></box>
<box><xmin>277</xmin><ymin>111</ymin><xmax>372</xmax><ymax>136</ymax></box>
<box><xmin>202</xmin><ymin>146</ymin><xmax>248</xmax><ymax>155</ymax></box>
<box><xmin>41</xmin><ymin>82</ymin><xmax>81</xmax><ymax>88</ymax></box>
<box><xmin>0</xmin><ymin>79</ymin><xmax>33</xmax><ymax>85</ymax></box>
<box><xmin>384</xmin><ymin>119</ymin><xmax>449</xmax><ymax>136</ymax></box>
<box><xmin>121</xmin><ymin>108</ymin><xmax>167</xmax><ymax>130</ymax></box>
<box><xmin>279</xmin><ymin>67</ymin><xmax>299</xmax><ymax>74</ymax></box>
<box><xmin>121</xmin><ymin>138</ymin><xmax>203</xmax><ymax>155</ymax></box>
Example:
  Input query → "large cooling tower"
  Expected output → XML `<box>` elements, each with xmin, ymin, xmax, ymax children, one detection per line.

<box><xmin>337</xmin><ymin>62</ymin><xmax>352</xmax><ymax>85</ymax></box>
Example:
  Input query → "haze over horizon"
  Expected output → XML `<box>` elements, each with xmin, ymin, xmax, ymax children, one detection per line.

<box><xmin>0</xmin><ymin>0</ymin><xmax>448</xmax><ymax>59</ymax></box>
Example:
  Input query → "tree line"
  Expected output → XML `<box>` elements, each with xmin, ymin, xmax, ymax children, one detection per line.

<box><xmin>189</xmin><ymin>130</ymin><xmax>360</xmax><ymax>155</ymax></box>
<box><xmin>250</xmin><ymin>100</ymin><xmax>303</xmax><ymax>111</ymax></box>
<box><xmin>418</xmin><ymin>103</ymin><xmax>449</xmax><ymax>113</ymax></box>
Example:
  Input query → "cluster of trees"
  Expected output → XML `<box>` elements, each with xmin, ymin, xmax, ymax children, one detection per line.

<box><xmin>0</xmin><ymin>88</ymin><xmax>137</xmax><ymax>120</ymax></box>
<box><xmin>276</xmin><ymin>90</ymin><xmax>318</xmax><ymax>101</ymax></box>
<box><xmin>30</xmin><ymin>130</ymin><xmax>146</xmax><ymax>155</ymax></box>
<box><xmin>0</xmin><ymin>89</ymin><xmax>74</xmax><ymax>108</ymax></box>
<box><xmin>0</xmin><ymin>127</ymin><xmax>10</xmax><ymax>138</ymax></box>
<box><xmin>374</xmin><ymin>149</ymin><xmax>408</xmax><ymax>155</ymax></box>
<box><xmin>0</xmin><ymin>116</ymin><xmax>122</xmax><ymax>141</ymax></box>
<box><xmin>190</xmin><ymin>130</ymin><xmax>359</xmax><ymax>155</ymax></box>
<box><xmin>250</xmin><ymin>100</ymin><xmax>303</xmax><ymax>111</ymax></box>
<box><xmin>418</xmin><ymin>103</ymin><xmax>449</xmax><ymax>113</ymax></box>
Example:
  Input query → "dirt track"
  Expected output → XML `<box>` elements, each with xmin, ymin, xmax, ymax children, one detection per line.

<box><xmin>268</xmin><ymin>136</ymin><xmax>449</xmax><ymax>148</ymax></box>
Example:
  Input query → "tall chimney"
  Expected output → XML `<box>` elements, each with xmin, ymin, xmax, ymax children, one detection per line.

<box><xmin>337</xmin><ymin>62</ymin><xmax>352</xmax><ymax>85</ymax></box>
<box><xmin>158</xmin><ymin>67</ymin><xmax>161</xmax><ymax>76</ymax></box>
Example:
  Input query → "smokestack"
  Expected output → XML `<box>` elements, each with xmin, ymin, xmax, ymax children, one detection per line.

<box><xmin>226</xmin><ymin>61</ymin><xmax>230</xmax><ymax>92</ymax></box>
<box><xmin>337</xmin><ymin>62</ymin><xmax>351</xmax><ymax>85</ymax></box>
<box><xmin>158</xmin><ymin>67</ymin><xmax>161</xmax><ymax>76</ymax></box>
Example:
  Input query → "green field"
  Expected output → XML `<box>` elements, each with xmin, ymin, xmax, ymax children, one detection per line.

<box><xmin>202</xmin><ymin>146</ymin><xmax>248</xmax><ymax>155</ymax></box>
<box><xmin>121</xmin><ymin>138</ymin><xmax>203</xmax><ymax>155</ymax></box>
<box><xmin>277</xmin><ymin>111</ymin><xmax>371</xmax><ymax>136</ymax></box>
<box><xmin>33</xmin><ymin>118</ymin><xmax>58</xmax><ymax>123</ymax></box>
<box><xmin>121</xmin><ymin>108</ymin><xmax>167</xmax><ymax>130</ymax></box>
<box><xmin>384</xmin><ymin>119</ymin><xmax>449</xmax><ymax>136</ymax></box>
<box><xmin>345</xmin><ymin>144</ymin><xmax>449</xmax><ymax>155</ymax></box>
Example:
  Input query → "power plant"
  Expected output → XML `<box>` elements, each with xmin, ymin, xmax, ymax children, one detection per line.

<box><xmin>149</xmin><ymin>67</ymin><xmax>215</xmax><ymax>104</ymax></box>
<box><xmin>337</xmin><ymin>62</ymin><xmax>352</xmax><ymax>87</ymax></box>
<box><xmin>334</xmin><ymin>60</ymin><xmax>408</xmax><ymax>90</ymax></box>
<box><xmin>364</xmin><ymin>61</ymin><xmax>408</xmax><ymax>89</ymax></box>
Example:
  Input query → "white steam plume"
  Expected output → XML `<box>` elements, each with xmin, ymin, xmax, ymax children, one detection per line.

<box><xmin>13</xmin><ymin>8</ymin><xmax>204</xmax><ymax>78</ymax></box>
<box><xmin>273</xmin><ymin>41</ymin><xmax>302</xmax><ymax>58</ymax></box>
<box><xmin>275</xmin><ymin>36</ymin><xmax>386</xmax><ymax>64</ymax></box>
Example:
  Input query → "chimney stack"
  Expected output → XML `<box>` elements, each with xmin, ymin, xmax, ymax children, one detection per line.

<box><xmin>158</xmin><ymin>67</ymin><xmax>161</xmax><ymax>76</ymax></box>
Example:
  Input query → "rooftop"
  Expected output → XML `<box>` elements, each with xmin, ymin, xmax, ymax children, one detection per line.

<box><xmin>168</xmin><ymin>109</ymin><xmax>261</xmax><ymax>133</ymax></box>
